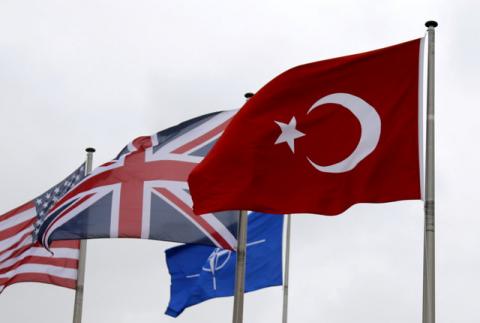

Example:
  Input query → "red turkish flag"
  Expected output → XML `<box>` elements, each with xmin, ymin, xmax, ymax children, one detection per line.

<box><xmin>189</xmin><ymin>38</ymin><xmax>424</xmax><ymax>216</ymax></box>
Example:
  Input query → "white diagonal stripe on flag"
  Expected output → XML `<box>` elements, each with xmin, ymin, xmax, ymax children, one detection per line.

<box><xmin>148</xmin><ymin>110</ymin><xmax>237</xmax><ymax>162</ymax></box>
<box><xmin>36</xmin><ymin>111</ymin><xmax>239</xmax><ymax>249</ymax></box>
<box><xmin>42</xmin><ymin>184</ymin><xmax>120</xmax><ymax>247</ymax></box>
<box><xmin>149</xmin><ymin>180</ymin><xmax>236</xmax><ymax>249</ymax></box>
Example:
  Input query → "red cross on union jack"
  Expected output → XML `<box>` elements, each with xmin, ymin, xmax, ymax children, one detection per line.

<box><xmin>38</xmin><ymin>111</ymin><xmax>238</xmax><ymax>250</ymax></box>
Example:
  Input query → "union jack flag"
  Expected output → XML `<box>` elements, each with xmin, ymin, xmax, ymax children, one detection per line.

<box><xmin>37</xmin><ymin>111</ymin><xmax>239</xmax><ymax>250</ymax></box>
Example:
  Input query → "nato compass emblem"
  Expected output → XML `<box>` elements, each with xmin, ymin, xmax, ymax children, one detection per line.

<box><xmin>186</xmin><ymin>239</ymin><xmax>266</xmax><ymax>290</ymax></box>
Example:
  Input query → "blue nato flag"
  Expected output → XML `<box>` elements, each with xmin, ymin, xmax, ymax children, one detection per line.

<box><xmin>164</xmin><ymin>212</ymin><xmax>284</xmax><ymax>317</ymax></box>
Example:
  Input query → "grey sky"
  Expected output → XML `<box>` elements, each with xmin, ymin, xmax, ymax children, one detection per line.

<box><xmin>0</xmin><ymin>0</ymin><xmax>479</xmax><ymax>322</ymax></box>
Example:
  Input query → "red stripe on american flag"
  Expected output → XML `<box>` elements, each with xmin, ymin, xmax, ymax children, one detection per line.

<box><xmin>0</xmin><ymin>273</ymin><xmax>76</xmax><ymax>291</ymax></box>
<box><xmin>0</xmin><ymin>217</ymin><xmax>36</xmax><ymax>241</ymax></box>
<box><xmin>2</xmin><ymin>241</ymin><xmax>79</xmax><ymax>263</ymax></box>
<box><xmin>0</xmin><ymin>257</ymin><xmax>78</xmax><ymax>275</ymax></box>
<box><xmin>1</xmin><ymin>244</ymin><xmax>32</xmax><ymax>263</ymax></box>
<box><xmin>0</xmin><ymin>201</ymin><xmax>35</xmax><ymax>221</ymax></box>
<box><xmin>0</xmin><ymin>198</ymin><xmax>80</xmax><ymax>293</ymax></box>
<box><xmin>0</xmin><ymin>231</ymin><xmax>32</xmax><ymax>257</ymax></box>
<box><xmin>154</xmin><ymin>188</ymin><xmax>232</xmax><ymax>249</ymax></box>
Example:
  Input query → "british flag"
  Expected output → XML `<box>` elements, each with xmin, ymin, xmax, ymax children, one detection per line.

<box><xmin>37</xmin><ymin>111</ymin><xmax>239</xmax><ymax>250</ymax></box>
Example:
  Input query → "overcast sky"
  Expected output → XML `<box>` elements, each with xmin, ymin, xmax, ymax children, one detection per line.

<box><xmin>1</xmin><ymin>0</ymin><xmax>479</xmax><ymax>322</ymax></box>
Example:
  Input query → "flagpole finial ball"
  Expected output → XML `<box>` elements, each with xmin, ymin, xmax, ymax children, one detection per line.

<box><xmin>244</xmin><ymin>92</ymin><xmax>254</xmax><ymax>99</ymax></box>
<box><xmin>85</xmin><ymin>147</ymin><xmax>96</xmax><ymax>153</ymax></box>
<box><xmin>425</xmin><ymin>21</ymin><xmax>438</xmax><ymax>28</ymax></box>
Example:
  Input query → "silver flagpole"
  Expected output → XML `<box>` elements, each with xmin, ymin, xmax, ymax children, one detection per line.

<box><xmin>232</xmin><ymin>210</ymin><xmax>248</xmax><ymax>323</ymax></box>
<box><xmin>232</xmin><ymin>92</ymin><xmax>254</xmax><ymax>323</ymax></box>
<box><xmin>422</xmin><ymin>20</ymin><xmax>437</xmax><ymax>323</ymax></box>
<box><xmin>73</xmin><ymin>147</ymin><xmax>95</xmax><ymax>323</ymax></box>
<box><xmin>282</xmin><ymin>214</ymin><xmax>292</xmax><ymax>323</ymax></box>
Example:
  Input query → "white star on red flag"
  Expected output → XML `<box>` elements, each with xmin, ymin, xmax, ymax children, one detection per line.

<box><xmin>274</xmin><ymin>116</ymin><xmax>305</xmax><ymax>153</ymax></box>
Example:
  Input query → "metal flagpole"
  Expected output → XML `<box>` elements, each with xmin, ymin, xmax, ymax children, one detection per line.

<box><xmin>232</xmin><ymin>210</ymin><xmax>248</xmax><ymax>323</ymax></box>
<box><xmin>232</xmin><ymin>92</ymin><xmax>254</xmax><ymax>323</ymax></box>
<box><xmin>422</xmin><ymin>20</ymin><xmax>437</xmax><ymax>323</ymax></box>
<box><xmin>282</xmin><ymin>214</ymin><xmax>292</xmax><ymax>323</ymax></box>
<box><xmin>73</xmin><ymin>147</ymin><xmax>95</xmax><ymax>323</ymax></box>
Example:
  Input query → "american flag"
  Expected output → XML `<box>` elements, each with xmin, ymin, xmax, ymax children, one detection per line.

<box><xmin>0</xmin><ymin>164</ymin><xmax>85</xmax><ymax>293</ymax></box>
<box><xmin>37</xmin><ymin>110</ymin><xmax>239</xmax><ymax>250</ymax></box>
<box><xmin>33</xmin><ymin>164</ymin><xmax>86</xmax><ymax>241</ymax></box>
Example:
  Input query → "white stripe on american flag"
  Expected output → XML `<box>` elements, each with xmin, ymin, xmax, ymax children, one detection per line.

<box><xmin>0</xmin><ymin>263</ymin><xmax>77</xmax><ymax>280</ymax></box>
<box><xmin>0</xmin><ymin>227</ymin><xmax>34</xmax><ymax>251</ymax></box>
<box><xmin>0</xmin><ymin>204</ymin><xmax>79</xmax><ymax>292</ymax></box>
<box><xmin>0</xmin><ymin>235</ymin><xmax>32</xmax><ymax>263</ymax></box>
<box><xmin>0</xmin><ymin>208</ymin><xmax>36</xmax><ymax>232</ymax></box>
<box><xmin>0</xmin><ymin>246</ymin><xmax>78</xmax><ymax>270</ymax></box>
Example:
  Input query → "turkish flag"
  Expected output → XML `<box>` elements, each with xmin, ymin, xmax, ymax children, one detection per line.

<box><xmin>189</xmin><ymin>38</ymin><xmax>424</xmax><ymax>216</ymax></box>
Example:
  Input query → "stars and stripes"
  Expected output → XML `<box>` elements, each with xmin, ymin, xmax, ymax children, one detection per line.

<box><xmin>33</xmin><ymin>164</ymin><xmax>86</xmax><ymax>241</ymax></box>
<box><xmin>0</xmin><ymin>163</ymin><xmax>85</xmax><ymax>292</ymax></box>
<box><xmin>37</xmin><ymin>110</ymin><xmax>239</xmax><ymax>250</ymax></box>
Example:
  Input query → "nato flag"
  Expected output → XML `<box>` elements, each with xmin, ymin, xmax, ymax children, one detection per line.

<box><xmin>165</xmin><ymin>212</ymin><xmax>283</xmax><ymax>317</ymax></box>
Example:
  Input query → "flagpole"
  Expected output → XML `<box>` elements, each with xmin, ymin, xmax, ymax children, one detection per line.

<box><xmin>73</xmin><ymin>147</ymin><xmax>95</xmax><ymax>323</ymax></box>
<box><xmin>282</xmin><ymin>214</ymin><xmax>292</xmax><ymax>323</ymax></box>
<box><xmin>232</xmin><ymin>92</ymin><xmax>254</xmax><ymax>323</ymax></box>
<box><xmin>423</xmin><ymin>20</ymin><xmax>437</xmax><ymax>323</ymax></box>
<box><xmin>232</xmin><ymin>210</ymin><xmax>248</xmax><ymax>323</ymax></box>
